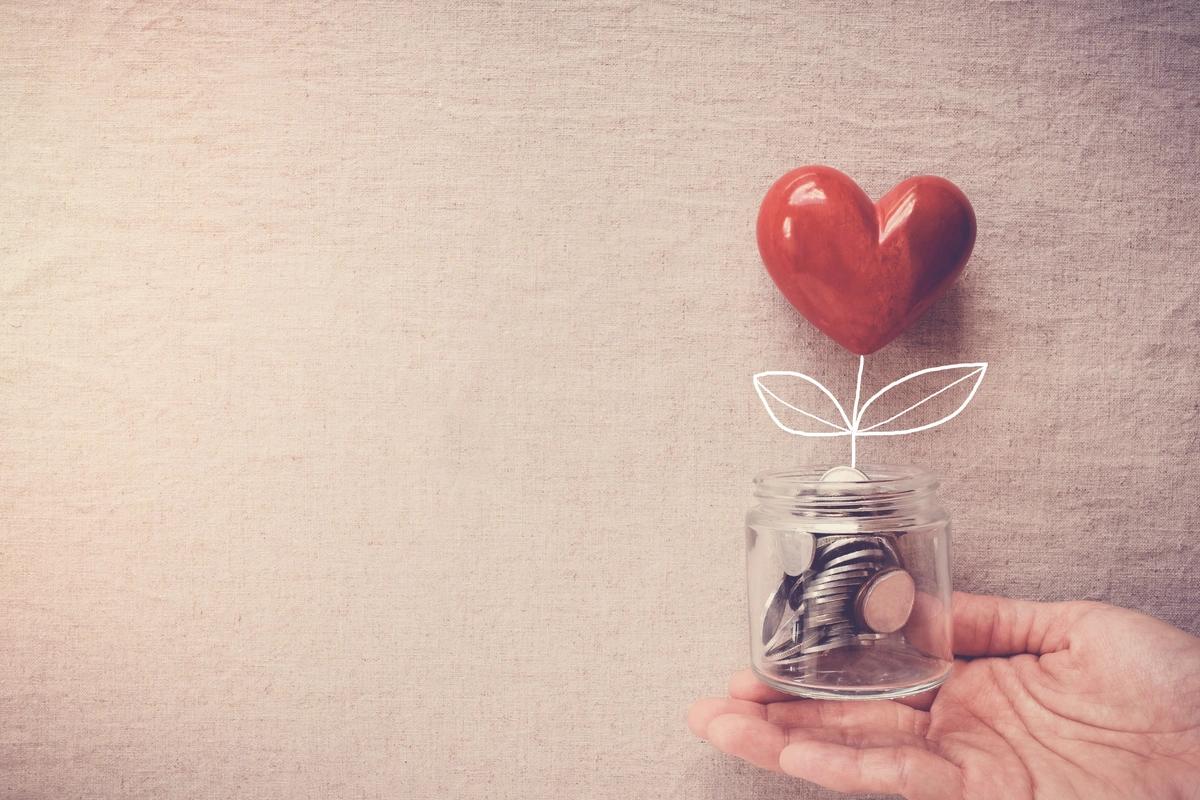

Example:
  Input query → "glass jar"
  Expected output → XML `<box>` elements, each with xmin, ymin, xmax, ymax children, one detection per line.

<box><xmin>746</xmin><ymin>465</ymin><xmax>953</xmax><ymax>700</ymax></box>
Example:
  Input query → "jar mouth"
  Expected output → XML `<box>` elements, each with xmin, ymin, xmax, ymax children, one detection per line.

<box><xmin>753</xmin><ymin>464</ymin><xmax>939</xmax><ymax>508</ymax></box>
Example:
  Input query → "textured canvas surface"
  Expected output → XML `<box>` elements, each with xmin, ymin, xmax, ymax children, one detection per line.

<box><xmin>1</xmin><ymin>2</ymin><xmax>1198</xmax><ymax>798</ymax></box>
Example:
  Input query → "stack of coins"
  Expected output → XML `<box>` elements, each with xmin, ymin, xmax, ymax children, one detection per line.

<box><xmin>759</xmin><ymin>467</ymin><xmax>917</xmax><ymax>671</ymax></box>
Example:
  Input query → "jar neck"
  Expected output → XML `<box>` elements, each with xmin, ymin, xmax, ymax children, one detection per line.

<box><xmin>753</xmin><ymin>465</ymin><xmax>941</xmax><ymax>519</ymax></box>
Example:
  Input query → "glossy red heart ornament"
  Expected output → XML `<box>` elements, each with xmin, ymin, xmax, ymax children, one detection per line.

<box><xmin>757</xmin><ymin>166</ymin><xmax>976</xmax><ymax>355</ymax></box>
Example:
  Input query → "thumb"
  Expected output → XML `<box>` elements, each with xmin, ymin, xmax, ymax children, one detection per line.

<box><xmin>952</xmin><ymin>591</ymin><xmax>1094</xmax><ymax>657</ymax></box>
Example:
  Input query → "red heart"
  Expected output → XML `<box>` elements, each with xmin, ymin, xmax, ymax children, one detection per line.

<box><xmin>756</xmin><ymin>166</ymin><xmax>976</xmax><ymax>355</ymax></box>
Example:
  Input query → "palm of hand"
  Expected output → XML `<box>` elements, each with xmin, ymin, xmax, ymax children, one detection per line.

<box><xmin>689</xmin><ymin>594</ymin><xmax>1200</xmax><ymax>800</ymax></box>
<box><xmin>931</xmin><ymin>603</ymin><xmax>1200</xmax><ymax>799</ymax></box>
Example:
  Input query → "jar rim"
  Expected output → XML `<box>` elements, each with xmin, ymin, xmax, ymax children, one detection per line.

<box><xmin>753</xmin><ymin>464</ymin><xmax>940</xmax><ymax>503</ymax></box>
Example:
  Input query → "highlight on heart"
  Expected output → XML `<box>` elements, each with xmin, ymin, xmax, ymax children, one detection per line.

<box><xmin>754</xmin><ymin>165</ymin><xmax>987</xmax><ymax>467</ymax></box>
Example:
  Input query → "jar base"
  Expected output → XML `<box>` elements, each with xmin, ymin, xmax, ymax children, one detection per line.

<box><xmin>751</xmin><ymin>661</ymin><xmax>951</xmax><ymax>701</ymax></box>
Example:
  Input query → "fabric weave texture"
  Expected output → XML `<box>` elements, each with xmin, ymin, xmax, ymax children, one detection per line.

<box><xmin>1</xmin><ymin>2</ymin><xmax>1198</xmax><ymax>798</ymax></box>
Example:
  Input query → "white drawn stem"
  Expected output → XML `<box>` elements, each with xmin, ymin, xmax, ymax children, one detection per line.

<box><xmin>850</xmin><ymin>355</ymin><xmax>865</xmax><ymax>468</ymax></box>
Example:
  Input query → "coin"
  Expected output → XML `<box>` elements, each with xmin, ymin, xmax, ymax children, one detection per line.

<box><xmin>823</xmin><ymin>548</ymin><xmax>885</xmax><ymax>569</ymax></box>
<box><xmin>818</xmin><ymin>535</ymin><xmax>889</xmax><ymax>561</ymax></box>
<box><xmin>808</xmin><ymin>589</ymin><xmax>854</xmax><ymax>603</ymax></box>
<box><xmin>760</xmin><ymin>466</ymin><xmax>911</xmax><ymax>668</ymax></box>
<box><xmin>817</xmin><ymin>534</ymin><xmax>880</xmax><ymax>552</ymax></box>
<box><xmin>809</xmin><ymin>563</ymin><xmax>874</xmax><ymax>580</ymax></box>
<box><xmin>787</xmin><ymin>576</ymin><xmax>809</xmax><ymax>610</ymax></box>
<box><xmin>809</xmin><ymin>563</ymin><xmax>870</xmax><ymax>581</ymax></box>
<box><xmin>764</xmin><ymin>602</ymin><xmax>803</xmax><ymax>649</ymax></box>
<box><xmin>806</xmin><ymin>582</ymin><xmax>864</xmax><ymax>599</ymax></box>
<box><xmin>803</xmin><ymin>612</ymin><xmax>848</xmax><ymax>628</ymax></box>
<box><xmin>761</xmin><ymin>577</ymin><xmax>794</xmax><ymax>645</ymax></box>
<box><xmin>765</xmin><ymin>633</ymin><xmax>805</xmax><ymax>659</ymax></box>
<box><xmin>803</xmin><ymin>579</ymin><xmax>864</xmax><ymax>598</ymax></box>
<box><xmin>802</xmin><ymin>635</ymin><xmax>857</xmax><ymax>654</ymax></box>
<box><xmin>875</xmin><ymin>535</ymin><xmax>903</xmax><ymax>566</ymax></box>
<box><xmin>825</xmin><ymin>623</ymin><xmax>855</xmax><ymax>638</ymax></box>
<box><xmin>796</xmin><ymin>629</ymin><xmax>828</xmax><ymax>643</ymax></box>
<box><xmin>853</xmin><ymin>567</ymin><xmax>916</xmax><ymax>634</ymax></box>
<box><xmin>820</xmin><ymin>465</ymin><xmax>871</xmax><ymax>482</ymax></box>
<box><xmin>772</xmin><ymin>649</ymin><xmax>820</xmax><ymax>667</ymax></box>
<box><xmin>806</xmin><ymin>600</ymin><xmax>852</xmax><ymax>616</ymax></box>
<box><xmin>779</xmin><ymin>531</ymin><xmax>816</xmax><ymax>577</ymax></box>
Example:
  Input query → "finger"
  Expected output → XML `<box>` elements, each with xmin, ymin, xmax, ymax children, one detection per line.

<box><xmin>780</xmin><ymin>741</ymin><xmax>963</xmax><ymax>800</ymax></box>
<box><xmin>728</xmin><ymin>669</ymin><xmax>936</xmax><ymax>721</ymax></box>
<box><xmin>687</xmin><ymin>697</ymin><xmax>765</xmax><ymax>739</ymax></box>
<box><xmin>728</xmin><ymin>669</ymin><xmax>795</xmax><ymax>703</ymax></box>
<box><xmin>787</xmin><ymin>724</ymin><xmax>929</xmax><ymax>750</ymax></box>
<box><xmin>953</xmin><ymin>591</ymin><xmax>1090</xmax><ymax>657</ymax></box>
<box><xmin>706</xmin><ymin>713</ymin><xmax>787</xmax><ymax>773</ymax></box>
<box><xmin>764</xmin><ymin>699</ymin><xmax>929</xmax><ymax>737</ymax></box>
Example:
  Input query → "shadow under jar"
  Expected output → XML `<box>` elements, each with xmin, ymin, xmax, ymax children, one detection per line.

<box><xmin>746</xmin><ymin>466</ymin><xmax>953</xmax><ymax>700</ymax></box>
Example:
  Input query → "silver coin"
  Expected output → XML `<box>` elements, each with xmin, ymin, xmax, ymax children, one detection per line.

<box><xmin>772</xmin><ymin>650</ymin><xmax>818</xmax><ymax>667</ymax></box>
<box><xmin>823</xmin><ymin>544</ymin><xmax>885</xmax><ymax>563</ymax></box>
<box><xmin>761</xmin><ymin>577</ymin><xmax>794</xmax><ymax>645</ymax></box>
<box><xmin>808</xmin><ymin>590</ymin><xmax>854</xmax><ymax>604</ymax></box>
<box><xmin>805</xmin><ymin>577</ymin><xmax>857</xmax><ymax>593</ymax></box>
<box><xmin>803</xmin><ymin>609</ymin><xmax>850</xmax><ymax>627</ymax></box>
<box><xmin>806</xmin><ymin>567</ymin><xmax>868</xmax><ymax>585</ymax></box>
<box><xmin>817</xmin><ymin>538</ymin><xmax>888</xmax><ymax>565</ymax></box>
<box><xmin>779</xmin><ymin>531</ymin><xmax>816</xmax><ymax>577</ymax></box>
<box><xmin>802</xmin><ymin>623</ymin><xmax>842</xmax><ymax>636</ymax></box>
<box><xmin>868</xmin><ymin>533</ymin><xmax>903</xmax><ymax>564</ymax></box>
<box><xmin>764</xmin><ymin>608</ymin><xmax>802</xmax><ymax>653</ymax></box>
<box><xmin>801</xmin><ymin>568</ymin><xmax>868</xmax><ymax>587</ymax></box>
<box><xmin>818</xmin><ymin>534</ymin><xmax>884</xmax><ymax>551</ymax></box>
<box><xmin>765</xmin><ymin>635</ymin><xmax>805</xmax><ymax>659</ymax></box>
<box><xmin>786</xmin><ymin>577</ymin><xmax>809</xmax><ymax>610</ymax></box>
<box><xmin>784</xmin><ymin>645</ymin><xmax>834</xmax><ymax>662</ymax></box>
<box><xmin>807</xmin><ymin>570</ymin><xmax>872</xmax><ymax>588</ymax></box>
<box><xmin>808</xmin><ymin>595</ymin><xmax>863</xmax><ymax>613</ymax></box>
<box><xmin>805</xmin><ymin>604</ymin><xmax>850</xmax><ymax>619</ymax></box>
<box><xmin>803</xmin><ymin>588</ymin><xmax>862</xmax><ymax>605</ymax></box>
<box><xmin>802</xmin><ymin>636</ymin><xmax>857</xmax><ymax>654</ymax></box>
<box><xmin>805</xmin><ymin>612</ymin><xmax>851</xmax><ymax>628</ymax></box>
<box><xmin>817</xmin><ymin>534</ymin><xmax>885</xmax><ymax>553</ymax></box>
<box><xmin>809</xmin><ymin>564</ymin><xmax>875</xmax><ymax>580</ymax></box>
<box><xmin>810</xmin><ymin>559</ymin><xmax>875</xmax><ymax>577</ymax></box>
<box><xmin>823</xmin><ymin>548</ymin><xmax>885</xmax><ymax>569</ymax></box>
<box><xmin>806</xmin><ymin>591</ymin><xmax>855</xmax><ymax>607</ymax></box>
<box><xmin>797</xmin><ymin>627</ymin><xmax>825</xmax><ymax>646</ymax></box>
<box><xmin>808</xmin><ymin>581</ymin><xmax>858</xmax><ymax>597</ymax></box>
<box><xmin>820</xmin><ymin>466</ymin><xmax>872</xmax><ymax>482</ymax></box>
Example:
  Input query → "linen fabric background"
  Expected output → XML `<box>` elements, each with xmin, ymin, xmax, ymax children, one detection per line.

<box><xmin>2</xmin><ymin>2</ymin><xmax>1198</xmax><ymax>798</ymax></box>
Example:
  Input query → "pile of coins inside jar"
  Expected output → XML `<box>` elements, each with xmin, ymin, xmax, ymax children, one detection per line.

<box><xmin>760</xmin><ymin>467</ymin><xmax>917</xmax><ymax>670</ymax></box>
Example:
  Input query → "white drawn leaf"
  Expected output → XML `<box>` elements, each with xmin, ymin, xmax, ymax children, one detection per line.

<box><xmin>856</xmin><ymin>363</ymin><xmax>987</xmax><ymax>437</ymax></box>
<box><xmin>753</xmin><ymin>371</ymin><xmax>852</xmax><ymax>437</ymax></box>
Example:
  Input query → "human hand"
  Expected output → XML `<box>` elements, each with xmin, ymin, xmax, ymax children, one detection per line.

<box><xmin>688</xmin><ymin>592</ymin><xmax>1200</xmax><ymax>799</ymax></box>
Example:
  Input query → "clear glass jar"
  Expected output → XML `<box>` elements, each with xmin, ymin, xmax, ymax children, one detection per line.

<box><xmin>746</xmin><ymin>465</ymin><xmax>953</xmax><ymax>700</ymax></box>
